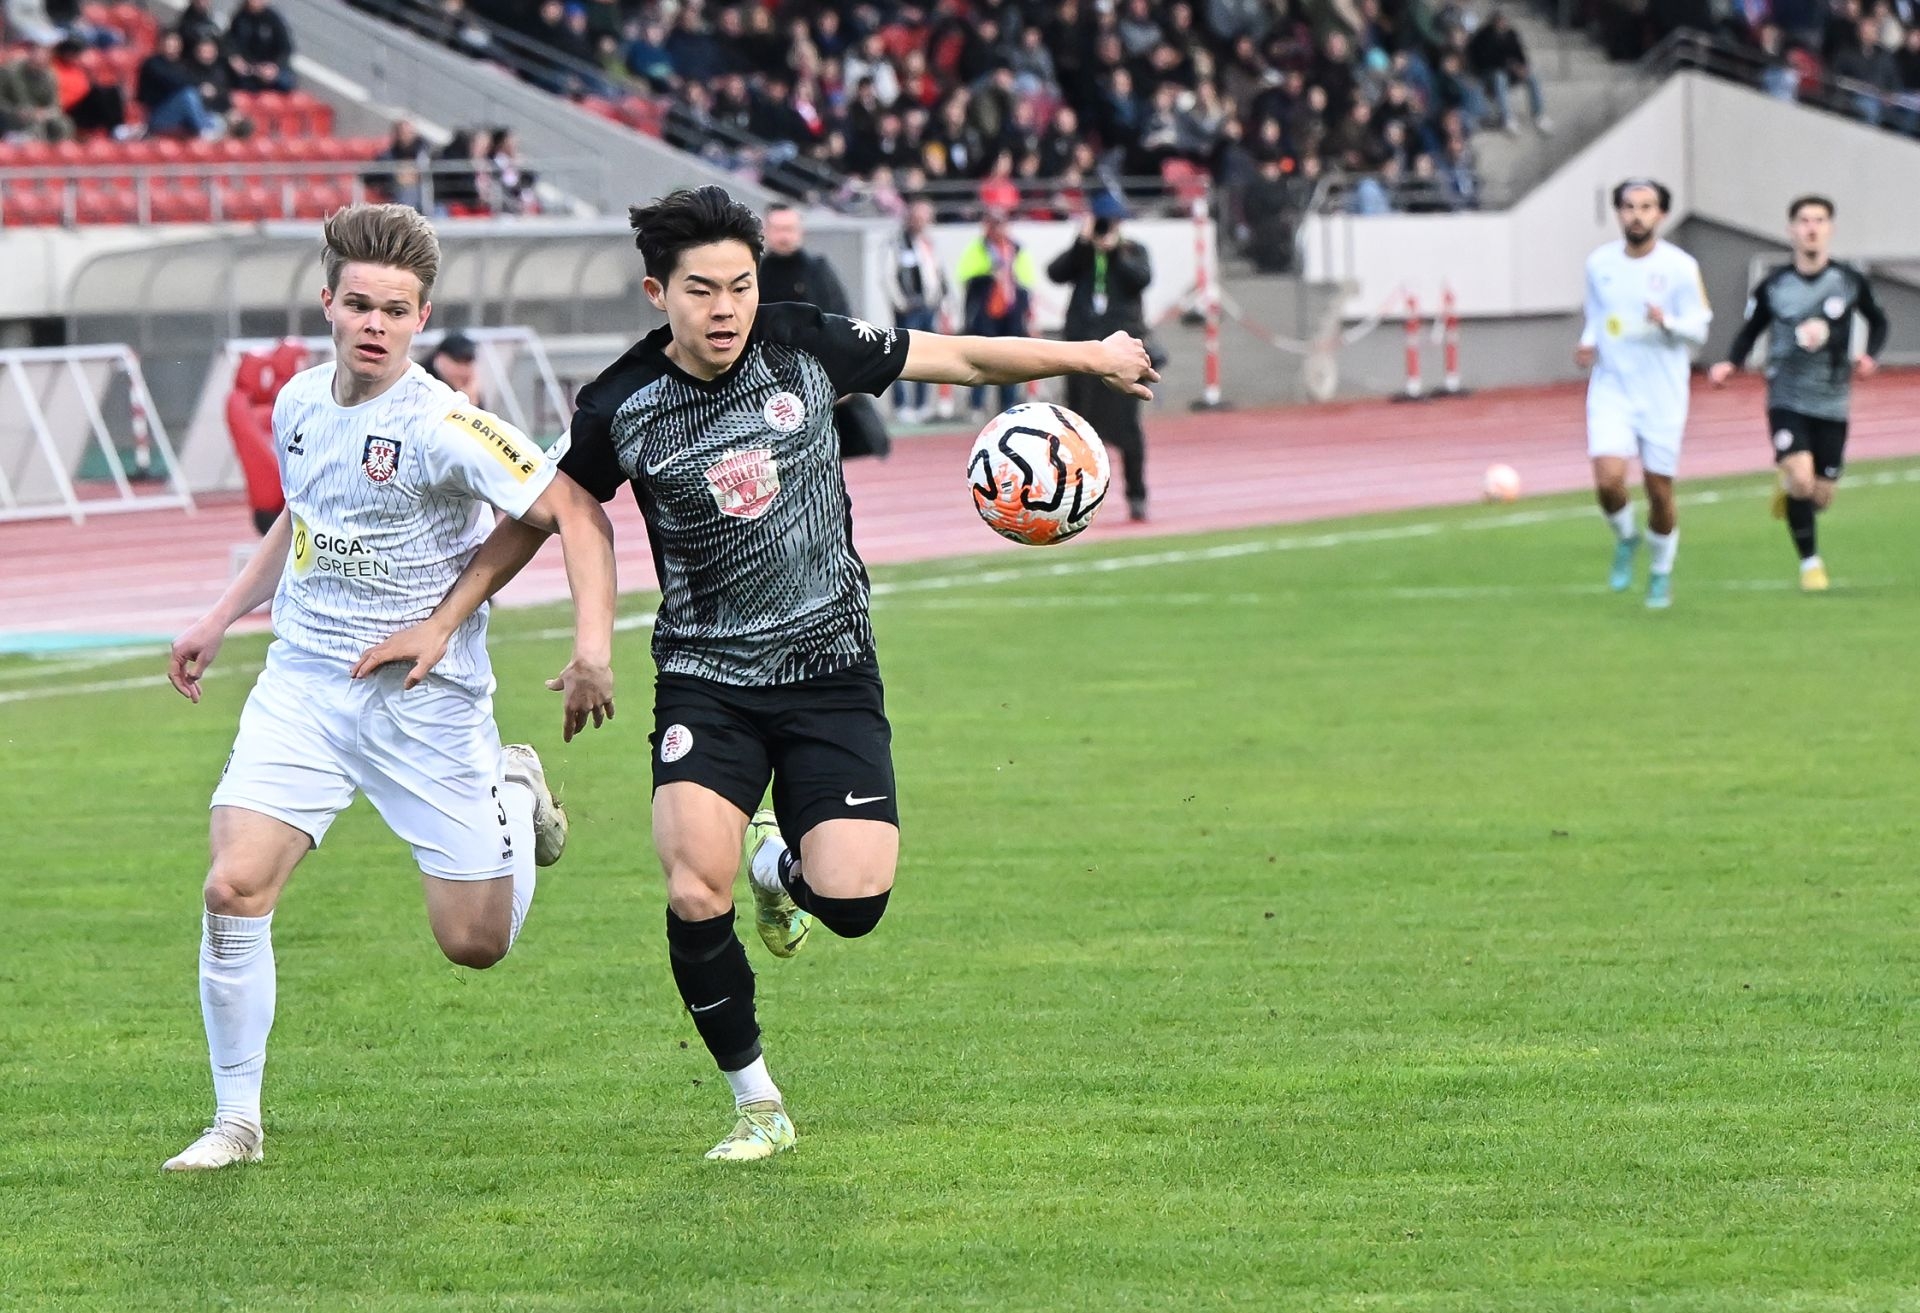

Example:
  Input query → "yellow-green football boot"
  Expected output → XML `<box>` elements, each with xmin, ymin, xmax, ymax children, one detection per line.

<box><xmin>742</xmin><ymin>808</ymin><xmax>812</xmax><ymax>959</ymax></box>
<box><xmin>704</xmin><ymin>1099</ymin><xmax>796</xmax><ymax>1162</ymax></box>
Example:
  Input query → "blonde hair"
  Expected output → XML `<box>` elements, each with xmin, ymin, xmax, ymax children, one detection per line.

<box><xmin>320</xmin><ymin>204</ymin><xmax>441</xmax><ymax>304</ymax></box>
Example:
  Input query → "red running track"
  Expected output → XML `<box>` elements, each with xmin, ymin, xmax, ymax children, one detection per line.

<box><xmin>3</xmin><ymin>373</ymin><xmax>1917</xmax><ymax>647</ymax></box>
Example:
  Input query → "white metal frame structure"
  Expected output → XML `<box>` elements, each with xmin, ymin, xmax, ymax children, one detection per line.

<box><xmin>0</xmin><ymin>344</ymin><xmax>193</xmax><ymax>524</ymax></box>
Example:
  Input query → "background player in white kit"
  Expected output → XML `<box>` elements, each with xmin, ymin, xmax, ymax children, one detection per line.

<box><xmin>1574</xmin><ymin>179</ymin><xmax>1711</xmax><ymax>609</ymax></box>
<box><xmin>160</xmin><ymin>205</ymin><xmax>618</xmax><ymax>1172</ymax></box>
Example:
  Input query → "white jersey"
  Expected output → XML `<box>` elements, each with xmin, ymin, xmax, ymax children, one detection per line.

<box><xmin>1581</xmin><ymin>239</ymin><xmax>1712</xmax><ymax>426</ymax></box>
<box><xmin>269</xmin><ymin>362</ymin><xmax>556</xmax><ymax>693</ymax></box>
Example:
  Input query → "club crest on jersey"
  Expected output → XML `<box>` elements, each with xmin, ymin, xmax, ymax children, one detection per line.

<box><xmin>706</xmin><ymin>448</ymin><xmax>780</xmax><ymax>519</ymax></box>
<box><xmin>1823</xmin><ymin>295</ymin><xmax>1847</xmax><ymax>319</ymax></box>
<box><xmin>763</xmin><ymin>390</ymin><xmax>806</xmax><ymax>434</ymax></box>
<box><xmin>361</xmin><ymin>435</ymin><xmax>402</xmax><ymax>484</ymax></box>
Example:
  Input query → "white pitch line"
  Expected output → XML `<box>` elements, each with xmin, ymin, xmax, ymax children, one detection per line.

<box><xmin>7</xmin><ymin>465</ymin><xmax>1918</xmax><ymax>702</ymax></box>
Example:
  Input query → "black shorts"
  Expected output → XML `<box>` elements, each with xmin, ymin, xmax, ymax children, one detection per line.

<box><xmin>650</xmin><ymin>656</ymin><xmax>898</xmax><ymax>841</ymax></box>
<box><xmin>1767</xmin><ymin>408</ymin><xmax>1849</xmax><ymax>481</ymax></box>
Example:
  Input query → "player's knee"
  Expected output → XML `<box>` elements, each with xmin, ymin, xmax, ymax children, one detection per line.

<box><xmin>1812</xmin><ymin>484</ymin><xmax>1835</xmax><ymax>510</ymax></box>
<box><xmin>1786</xmin><ymin>471</ymin><xmax>1817</xmax><ymax>499</ymax></box>
<box><xmin>807</xmin><ymin>884</ymin><xmax>893</xmax><ymax>938</ymax></box>
<box><xmin>437</xmin><ymin>927</ymin><xmax>510</xmax><ymax>970</ymax></box>
<box><xmin>202</xmin><ymin>866</ymin><xmax>275</xmax><ymax>917</ymax></box>
<box><xmin>665</xmin><ymin>864</ymin><xmax>735</xmax><ymax>921</ymax></box>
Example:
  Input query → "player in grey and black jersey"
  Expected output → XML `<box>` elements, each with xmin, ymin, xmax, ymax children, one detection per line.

<box><xmin>1710</xmin><ymin>195</ymin><xmax>1889</xmax><ymax>591</ymax></box>
<box><xmin>361</xmin><ymin>186</ymin><xmax>1159</xmax><ymax>1162</ymax></box>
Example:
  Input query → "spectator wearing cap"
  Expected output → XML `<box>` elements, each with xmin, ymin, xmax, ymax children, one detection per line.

<box><xmin>954</xmin><ymin>184</ymin><xmax>1038</xmax><ymax>419</ymax></box>
<box><xmin>423</xmin><ymin>331</ymin><xmax>482</xmax><ymax>405</ymax></box>
<box><xmin>1048</xmin><ymin>191</ymin><xmax>1154</xmax><ymax>521</ymax></box>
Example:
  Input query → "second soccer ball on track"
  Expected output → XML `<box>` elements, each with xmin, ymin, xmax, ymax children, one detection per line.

<box><xmin>1483</xmin><ymin>463</ymin><xmax>1523</xmax><ymax>503</ymax></box>
<box><xmin>967</xmin><ymin>402</ymin><xmax>1112</xmax><ymax>546</ymax></box>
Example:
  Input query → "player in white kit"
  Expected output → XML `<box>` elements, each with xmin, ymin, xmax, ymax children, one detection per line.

<box><xmin>161</xmin><ymin>205</ymin><xmax>618</xmax><ymax>1171</ymax></box>
<box><xmin>1574</xmin><ymin>179</ymin><xmax>1711</xmax><ymax>609</ymax></box>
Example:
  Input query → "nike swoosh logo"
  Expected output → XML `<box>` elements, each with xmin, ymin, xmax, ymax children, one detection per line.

<box><xmin>689</xmin><ymin>997</ymin><xmax>731</xmax><ymax>1013</ymax></box>
<box><xmin>644</xmin><ymin>449</ymin><xmax>690</xmax><ymax>476</ymax></box>
<box><xmin>844</xmin><ymin>793</ymin><xmax>888</xmax><ymax>806</ymax></box>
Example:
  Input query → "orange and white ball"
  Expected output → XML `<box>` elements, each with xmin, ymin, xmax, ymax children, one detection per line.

<box><xmin>967</xmin><ymin>403</ymin><xmax>1111</xmax><ymax>545</ymax></box>
<box><xmin>1483</xmin><ymin>463</ymin><xmax>1523</xmax><ymax>503</ymax></box>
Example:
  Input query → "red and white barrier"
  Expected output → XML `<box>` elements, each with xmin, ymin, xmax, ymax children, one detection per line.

<box><xmin>1398</xmin><ymin>291</ymin><xmax>1424</xmax><ymax>401</ymax></box>
<box><xmin>1192</xmin><ymin>196</ymin><xmax>1224</xmax><ymax>410</ymax></box>
<box><xmin>1440</xmin><ymin>285</ymin><xmax>1466</xmax><ymax>397</ymax></box>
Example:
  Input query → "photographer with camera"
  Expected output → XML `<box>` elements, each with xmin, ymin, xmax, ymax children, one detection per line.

<box><xmin>1048</xmin><ymin>191</ymin><xmax>1155</xmax><ymax>521</ymax></box>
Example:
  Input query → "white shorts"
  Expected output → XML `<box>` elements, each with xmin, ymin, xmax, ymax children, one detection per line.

<box><xmin>1587</xmin><ymin>407</ymin><xmax>1685</xmax><ymax>478</ymax></box>
<box><xmin>211</xmin><ymin>642</ymin><xmax>515</xmax><ymax>881</ymax></box>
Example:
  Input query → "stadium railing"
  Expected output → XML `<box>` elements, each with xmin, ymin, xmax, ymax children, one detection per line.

<box><xmin>0</xmin><ymin>157</ymin><xmax>607</xmax><ymax>227</ymax></box>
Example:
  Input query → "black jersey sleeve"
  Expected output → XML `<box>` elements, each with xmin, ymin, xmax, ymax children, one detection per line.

<box><xmin>1852</xmin><ymin>266</ymin><xmax>1891</xmax><ymax>359</ymax></box>
<box><xmin>556</xmin><ymin>377</ymin><xmax>627</xmax><ymax>503</ymax></box>
<box><xmin>1725</xmin><ymin>268</ymin><xmax>1778</xmax><ymax>368</ymax></box>
<box><xmin>757</xmin><ymin>301</ymin><xmax>910</xmax><ymax>398</ymax></box>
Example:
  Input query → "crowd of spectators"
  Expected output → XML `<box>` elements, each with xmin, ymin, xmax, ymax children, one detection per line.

<box><xmin>395</xmin><ymin>0</ymin><xmax>1572</xmax><ymax>256</ymax></box>
<box><xmin>1595</xmin><ymin>0</ymin><xmax>1920</xmax><ymax>133</ymax></box>
<box><xmin>0</xmin><ymin>0</ymin><xmax>296</xmax><ymax>142</ymax></box>
<box><xmin>365</xmin><ymin>116</ymin><xmax>543</xmax><ymax>215</ymax></box>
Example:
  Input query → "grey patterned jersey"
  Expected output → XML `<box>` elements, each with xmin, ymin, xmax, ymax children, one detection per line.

<box><xmin>559</xmin><ymin>302</ymin><xmax>910</xmax><ymax>687</ymax></box>
<box><xmin>1725</xmin><ymin>261</ymin><xmax>1890</xmax><ymax>420</ymax></box>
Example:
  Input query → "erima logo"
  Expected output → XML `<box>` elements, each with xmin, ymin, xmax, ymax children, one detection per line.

<box><xmin>285</xmin><ymin>430</ymin><xmax>305</xmax><ymax>455</ymax></box>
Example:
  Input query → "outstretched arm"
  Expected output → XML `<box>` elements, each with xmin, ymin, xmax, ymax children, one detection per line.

<box><xmin>899</xmin><ymin>329</ymin><xmax>1158</xmax><ymax>399</ymax></box>
<box><xmin>168</xmin><ymin>508</ymin><xmax>292</xmax><ymax>702</ymax></box>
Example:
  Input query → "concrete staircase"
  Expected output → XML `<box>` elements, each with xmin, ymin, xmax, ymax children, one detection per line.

<box><xmin>1462</xmin><ymin>11</ymin><xmax>1657</xmax><ymax>205</ymax></box>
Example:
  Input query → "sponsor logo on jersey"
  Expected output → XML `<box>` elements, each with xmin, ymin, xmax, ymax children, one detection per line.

<box><xmin>847</xmin><ymin>317</ymin><xmax>896</xmax><ymax>349</ymax></box>
<box><xmin>1604</xmin><ymin>314</ymin><xmax>1623</xmax><ymax>339</ymax></box>
<box><xmin>362</xmin><ymin>435</ymin><xmax>402</xmax><ymax>484</ymax></box>
<box><xmin>1794</xmin><ymin>318</ymin><xmax>1831</xmax><ymax>352</ymax></box>
<box><xmin>762</xmin><ymin>390</ymin><xmax>806</xmax><ymax>434</ymax></box>
<box><xmin>1823</xmin><ymin>295</ymin><xmax>1846</xmax><ymax>319</ymax></box>
<box><xmin>448</xmin><ymin>407</ymin><xmax>540</xmax><ymax>482</ymax></box>
<box><xmin>290</xmin><ymin>512</ymin><xmax>394</xmax><ymax>580</ymax></box>
<box><xmin>705</xmin><ymin>448</ymin><xmax>780</xmax><ymax>519</ymax></box>
<box><xmin>659</xmin><ymin>723</ymin><xmax>694</xmax><ymax>763</ymax></box>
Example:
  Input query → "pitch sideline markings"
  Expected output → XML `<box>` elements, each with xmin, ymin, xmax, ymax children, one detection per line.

<box><xmin>6</xmin><ymin>466</ymin><xmax>1917</xmax><ymax>704</ymax></box>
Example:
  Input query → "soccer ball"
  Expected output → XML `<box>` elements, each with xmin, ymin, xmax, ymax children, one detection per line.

<box><xmin>966</xmin><ymin>402</ymin><xmax>1111</xmax><ymax>545</ymax></box>
<box><xmin>1483</xmin><ymin>463</ymin><xmax>1522</xmax><ymax>503</ymax></box>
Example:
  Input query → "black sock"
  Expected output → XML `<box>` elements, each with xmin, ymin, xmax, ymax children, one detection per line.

<box><xmin>1786</xmin><ymin>496</ymin><xmax>1818</xmax><ymax>560</ymax></box>
<box><xmin>665</xmin><ymin>907</ymin><xmax>760</xmax><ymax>1071</ymax></box>
<box><xmin>777</xmin><ymin>849</ymin><xmax>893</xmax><ymax>938</ymax></box>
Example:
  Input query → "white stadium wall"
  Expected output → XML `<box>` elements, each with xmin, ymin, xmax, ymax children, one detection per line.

<box><xmin>1302</xmin><ymin>71</ymin><xmax>1920</xmax><ymax>321</ymax></box>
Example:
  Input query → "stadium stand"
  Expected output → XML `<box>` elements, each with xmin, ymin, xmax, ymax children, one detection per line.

<box><xmin>0</xmin><ymin>0</ymin><xmax>554</xmax><ymax>224</ymax></box>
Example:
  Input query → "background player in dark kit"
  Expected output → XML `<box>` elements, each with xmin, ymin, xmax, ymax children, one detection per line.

<box><xmin>356</xmin><ymin>186</ymin><xmax>1158</xmax><ymax>1161</ymax></box>
<box><xmin>1710</xmin><ymin>195</ymin><xmax>1888</xmax><ymax>591</ymax></box>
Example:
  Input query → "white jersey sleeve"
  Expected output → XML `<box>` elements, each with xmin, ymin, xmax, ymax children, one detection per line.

<box><xmin>416</xmin><ymin>403</ymin><xmax>558</xmax><ymax>520</ymax></box>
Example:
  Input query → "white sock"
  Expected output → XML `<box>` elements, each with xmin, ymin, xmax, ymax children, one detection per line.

<box><xmin>1801</xmin><ymin>554</ymin><xmax>1824</xmax><ymax>572</ymax></box>
<box><xmin>749</xmin><ymin>833</ymin><xmax>790</xmax><ymax>895</ymax></box>
<box><xmin>1605</xmin><ymin>503</ymin><xmax>1638</xmax><ymax>542</ymax></box>
<box><xmin>724</xmin><ymin>1055</ymin><xmax>782</xmax><ymax>1108</ymax></box>
<box><xmin>1647</xmin><ymin>528</ymin><xmax>1678</xmax><ymax>574</ymax></box>
<box><xmin>500</xmin><ymin>779</ymin><xmax>538</xmax><ymax>947</ymax></box>
<box><xmin>200</xmin><ymin>911</ymin><xmax>274</xmax><ymax>1132</ymax></box>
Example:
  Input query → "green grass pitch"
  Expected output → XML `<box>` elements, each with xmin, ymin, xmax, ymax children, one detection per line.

<box><xmin>5</xmin><ymin>462</ymin><xmax>1920</xmax><ymax>1311</ymax></box>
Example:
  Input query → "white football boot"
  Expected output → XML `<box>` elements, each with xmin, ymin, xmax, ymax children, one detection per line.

<box><xmin>162</xmin><ymin>1120</ymin><xmax>263</xmax><ymax>1172</ymax></box>
<box><xmin>502</xmin><ymin>743</ymin><xmax>568</xmax><ymax>867</ymax></box>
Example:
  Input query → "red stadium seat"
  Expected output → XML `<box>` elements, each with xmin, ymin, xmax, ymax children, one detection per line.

<box><xmin>75</xmin><ymin>183</ymin><xmax>138</xmax><ymax>226</ymax></box>
<box><xmin>150</xmin><ymin>186</ymin><xmax>214</xmax><ymax>223</ymax></box>
<box><xmin>216</xmin><ymin>182</ymin><xmax>277</xmax><ymax>222</ymax></box>
<box><xmin>292</xmin><ymin>182</ymin><xmax>347</xmax><ymax>220</ymax></box>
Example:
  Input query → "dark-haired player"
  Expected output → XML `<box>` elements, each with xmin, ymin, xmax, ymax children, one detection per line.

<box><xmin>1574</xmin><ymin>178</ymin><xmax>1711</xmax><ymax>610</ymax></box>
<box><xmin>359</xmin><ymin>186</ymin><xmax>1157</xmax><ymax>1161</ymax></box>
<box><xmin>1709</xmin><ymin>195</ymin><xmax>1888</xmax><ymax>591</ymax></box>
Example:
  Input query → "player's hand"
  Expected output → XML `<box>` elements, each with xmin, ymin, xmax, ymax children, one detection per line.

<box><xmin>1707</xmin><ymin>361</ymin><xmax>1735</xmax><ymax>388</ymax></box>
<box><xmin>1094</xmin><ymin>330</ymin><xmax>1158</xmax><ymax>400</ymax></box>
<box><xmin>545</xmin><ymin>655</ymin><xmax>614</xmax><ymax>743</ymax></box>
<box><xmin>351</xmin><ymin>623</ymin><xmax>450</xmax><ymax>688</ymax></box>
<box><xmin>1574</xmin><ymin>343</ymin><xmax>1597</xmax><ymax>369</ymax></box>
<box><xmin>1645</xmin><ymin>302</ymin><xmax>1667</xmax><ymax>329</ymax></box>
<box><xmin>1855</xmin><ymin>355</ymin><xmax>1879</xmax><ymax>379</ymax></box>
<box><xmin>168</xmin><ymin>615</ymin><xmax>226</xmax><ymax>703</ymax></box>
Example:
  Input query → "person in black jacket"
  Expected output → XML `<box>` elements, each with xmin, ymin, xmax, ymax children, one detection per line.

<box><xmin>1048</xmin><ymin>191</ymin><xmax>1154</xmax><ymax>520</ymax></box>
<box><xmin>225</xmin><ymin>0</ymin><xmax>295</xmax><ymax>92</ymax></box>
<box><xmin>758</xmin><ymin>203</ymin><xmax>891</xmax><ymax>459</ymax></box>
